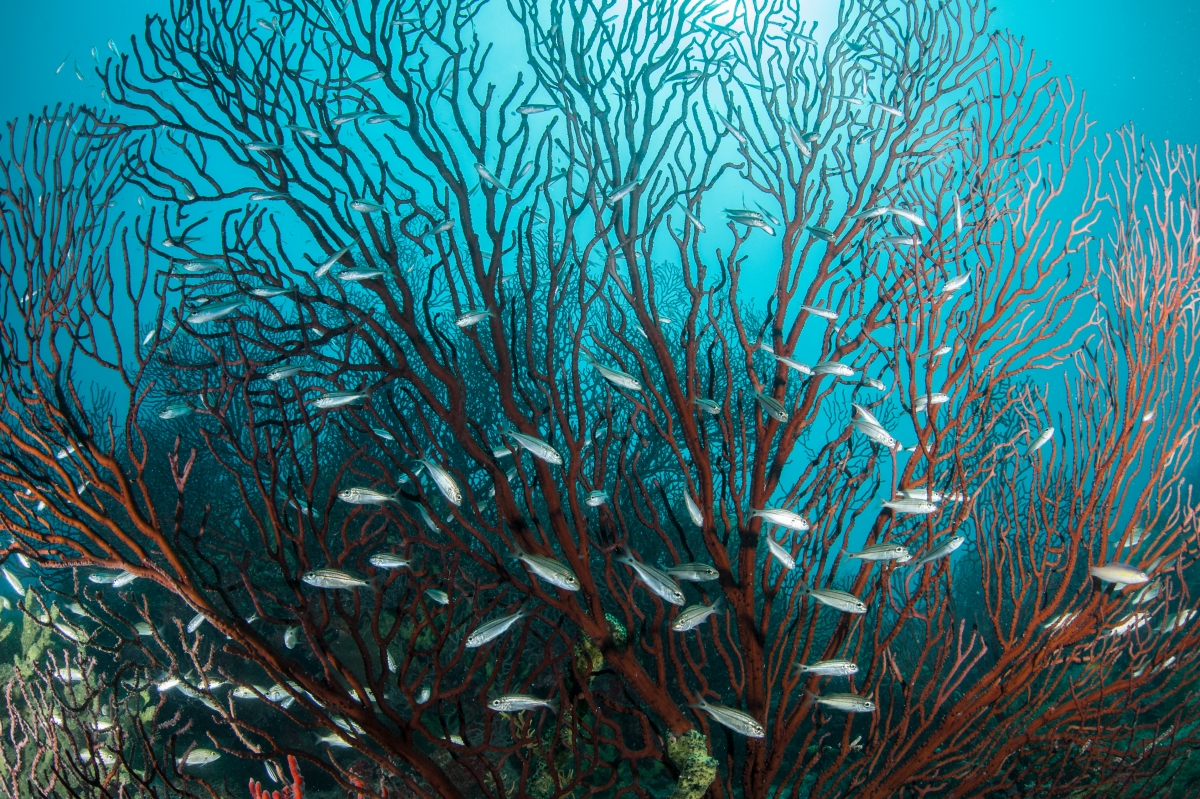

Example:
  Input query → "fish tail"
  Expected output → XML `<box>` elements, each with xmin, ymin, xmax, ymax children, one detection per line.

<box><xmin>712</xmin><ymin>597</ymin><xmax>724</xmax><ymax>614</ymax></box>
<box><xmin>546</xmin><ymin>697</ymin><xmax>560</xmax><ymax>714</ymax></box>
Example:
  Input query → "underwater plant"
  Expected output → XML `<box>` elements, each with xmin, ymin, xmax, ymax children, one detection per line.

<box><xmin>2</xmin><ymin>0</ymin><xmax>1200</xmax><ymax>797</ymax></box>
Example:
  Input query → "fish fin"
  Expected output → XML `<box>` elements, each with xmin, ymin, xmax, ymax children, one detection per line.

<box><xmin>803</xmin><ymin>690</ymin><xmax>819</xmax><ymax>700</ymax></box>
<box><xmin>712</xmin><ymin>597</ymin><xmax>724</xmax><ymax>614</ymax></box>
<box><xmin>546</xmin><ymin>697</ymin><xmax>560</xmax><ymax>714</ymax></box>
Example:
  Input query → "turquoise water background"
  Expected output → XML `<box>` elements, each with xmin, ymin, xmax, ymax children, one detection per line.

<box><xmin>1</xmin><ymin>0</ymin><xmax>1197</xmax><ymax>145</ymax></box>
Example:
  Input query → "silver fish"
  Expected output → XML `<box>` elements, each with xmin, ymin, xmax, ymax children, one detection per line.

<box><xmin>801</xmin><ymin>585</ymin><xmax>867</xmax><ymax>614</ymax></box>
<box><xmin>314</xmin><ymin>243</ymin><xmax>355</xmax><ymax>278</ymax></box>
<box><xmin>1024</xmin><ymin>427</ymin><xmax>1054</xmax><ymax>457</ymax></box>
<box><xmin>684</xmin><ymin>492</ymin><xmax>704</xmax><ymax>526</ymax></box>
<box><xmin>186</xmin><ymin>298</ymin><xmax>245</xmax><ymax>325</ymax></box>
<box><xmin>339</xmin><ymin>487</ymin><xmax>398</xmax><ymax>505</ymax></box>
<box><xmin>179</xmin><ymin>748</ymin><xmax>222</xmax><ymax>766</ymax></box>
<box><xmin>425</xmin><ymin>589</ymin><xmax>449</xmax><ymax>605</ymax></box>
<box><xmin>316</xmin><ymin>733</ymin><xmax>353</xmax><ymax>748</ymax></box>
<box><xmin>846</xmin><ymin>543</ymin><xmax>911</xmax><ymax>562</ymax></box>
<box><xmin>910</xmin><ymin>536</ymin><xmax>965</xmax><ymax>568</ymax></box>
<box><xmin>891</xmin><ymin>206</ymin><xmax>926</xmax><ymax>227</ymax></box>
<box><xmin>752</xmin><ymin>507</ymin><xmax>810</xmax><ymax>531</ymax></box>
<box><xmin>416</xmin><ymin>685</ymin><xmax>432</xmax><ymax>703</ymax></box>
<box><xmin>755</xmin><ymin>392</ymin><xmax>789</xmax><ymax>422</ymax></box>
<box><xmin>913</xmin><ymin>393</ymin><xmax>950</xmax><ymax>412</ymax></box>
<box><xmin>310</xmin><ymin>389</ymin><xmax>368</xmax><ymax>409</ymax></box>
<box><xmin>187</xmin><ymin>612</ymin><xmax>207</xmax><ymax>633</ymax></box>
<box><xmin>807</xmin><ymin>691</ymin><xmax>875</xmax><ymax>712</ymax></box>
<box><xmin>689</xmin><ymin>698</ymin><xmax>765</xmax><ymax>737</ymax></box>
<box><xmin>159</xmin><ymin>402</ymin><xmax>194</xmax><ymax>419</ymax></box>
<box><xmin>606</xmin><ymin>180</ymin><xmax>638</xmax><ymax>205</ymax></box>
<box><xmin>416</xmin><ymin>458</ymin><xmax>463</xmax><ymax>505</ymax></box>
<box><xmin>1158</xmin><ymin>609</ymin><xmax>1198</xmax><ymax>633</ymax></box>
<box><xmin>488</xmin><ymin>694</ymin><xmax>559</xmax><ymax>712</ymax></box>
<box><xmin>813</xmin><ymin>361</ymin><xmax>855</xmax><ymax>377</ymax></box>
<box><xmin>456</xmin><ymin>309</ymin><xmax>494</xmax><ymax>328</ymax></box>
<box><xmin>581</xmin><ymin>351</ymin><xmax>643</xmax><ymax>391</ymax></box>
<box><xmin>852</xmin><ymin>419</ymin><xmax>898</xmax><ymax>449</ymax></box>
<box><xmin>585</xmin><ymin>490</ymin><xmax>609</xmax><ymax>507</ymax></box>
<box><xmin>694</xmin><ymin>398</ymin><xmax>721</xmax><ymax>415</ymax></box>
<box><xmin>672</xmin><ymin>598</ymin><xmax>723</xmax><ymax>632</ymax></box>
<box><xmin>801</xmin><ymin>304</ymin><xmax>838</xmax><ymax>321</ymax></box>
<box><xmin>369</xmin><ymin>553</ymin><xmax>411</xmax><ymax>569</ymax></box>
<box><xmin>1089</xmin><ymin>563</ymin><xmax>1149</xmax><ymax>585</ymax></box>
<box><xmin>882</xmin><ymin>498</ymin><xmax>938</xmax><ymax>515</ymax></box>
<box><xmin>667</xmin><ymin>563</ymin><xmax>720</xmax><ymax>582</ymax></box>
<box><xmin>1</xmin><ymin>568</ymin><xmax>21</xmax><ymax>595</ymax></box>
<box><xmin>511</xmin><ymin>548</ymin><xmax>579</xmax><ymax>591</ymax></box>
<box><xmin>301</xmin><ymin>569</ymin><xmax>370</xmax><ymax>590</ymax></box>
<box><xmin>953</xmin><ymin>193</ymin><xmax>964</xmax><ymax>232</ymax></box>
<box><xmin>764</xmin><ymin>536</ymin><xmax>796</xmax><ymax>570</ymax></box>
<box><xmin>616</xmin><ymin>549</ymin><xmax>686</xmax><ymax>605</ymax></box>
<box><xmin>775</xmin><ymin>355</ymin><xmax>813</xmax><ymax>375</ymax></box>
<box><xmin>350</xmin><ymin>198</ymin><xmax>384</xmax><ymax>213</ymax></box>
<box><xmin>796</xmin><ymin>660</ymin><xmax>858</xmax><ymax>676</ymax></box>
<box><xmin>339</xmin><ymin>267</ymin><xmax>385</xmax><ymax>281</ymax></box>
<box><xmin>284</xmin><ymin>626</ymin><xmax>300</xmax><ymax>648</ymax></box>
<box><xmin>373</xmin><ymin>427</ymin><xmax>396</xmax><ymax>441</ymax></box>
<box><xmin>474</xmin><ymin>164</ymin><xmax>508</xmax><ymax>192</ymax></box>
<box><xmin>465</xmin><ymin>606</ymin><xmax>528</xmax><ymax>648</ymax></box>
<box><xmin>265</xmin><ymin>363</ymin><xmax>303</xmax><ymax>381</ymax></box>
<box><xmin>941</xmin><ymin>273</ymin><xmax>971</xmax><ymax>294</ymax></box>
<box><xmin>501</xmin><ymin>428</ymin><xmax>563</xmax><ymax>465</ymax></box>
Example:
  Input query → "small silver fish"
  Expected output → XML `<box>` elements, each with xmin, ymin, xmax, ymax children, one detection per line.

<box><xmin>807</xmin><ymin>691</ymin><xmax>875</xmax><ymax>712</ymax></box>
<box><xmin>755</xmin><ymin>392</ymin><xmax>789</xmax><ymax>423</ymax></box>
<box><xmin>882</xmin><ymin>498</ymin><xmax>938</xmax><ymax>515</ymax></box>
<box><xmin>187</xmin><ymin>612</ymin><xmax>207</xmax><ymax>633</ymax></box>
<box><xmin>693</xmin><ymin>398</ymin><xmax>721</xmax><ymax>415</ymax></box>
<box><xmin>845</xmin><ymin>543</ymin><xmax>911</xmax><ymax>562</ymax></box>
<box><xmin>179</xmin><ymin>748</ymin><xmax>221</xmax><ymax>766</ymax></box>
<box><xmin>465</xmin><ymin>605</ymin><xmax>528</xmax><ymax>648</ymax></box>
<box><xmin>1024</xmin><ymin>427</ymin><xmax>1054</xmax><ymax>457</ymax></box>
<box><xmin>456</xmin><ymin>309</ymin><xmax>494</xmax><ymax>328</ymax></box>
<box><xmin>796</xmin><ymin>660</ymin><xmax>858</xmax><ymax>676</ymax></box>
<box><xmin>338</xmin><ymin>267</ymin><xmax>386</xmax><ymax>281</ymax></box>
<box><xmin>667</xmin><ymin>563</ymin><xmax>720</xmax><ymax>582</ymax></box>
<box><xmin>689</xmin><ymin>698</ymin><xmax>765</xmax><ymax>737</ymax></box>
<box><xmin>511</xmin><ymin>547</ymin><xmax>579</xmax><ymax>591</ymax></box>
<box><xmin>801</xmin><ymin>304</ymin><xmax>838</xmax><ymax>321</ymax></box>
<box><xmin>501</xmin><ymin>427</ymin><xmax>563</xmax><ymax>465</ymax></box>
<box><xmin>310</xmin><ymin>389</ymin><xmax>368</xmax><ymax>409</ymax></box>
<box><xmin>301</xmin><ymin>569</ymin><xmax>370</xmax><ymax>590</ymax></box>
<box><xmin>338</xmin><ymin>487</ymin><xmax>398</xmax><ymax>505</ymax></box>
<box><xmin>416</xmin><ymin>685</ymin><xmax>432</xmax><ymax>703</ymax></box>
<box><xmin>369</xmin><ymin>553</ymin><xmax>411</xmax><ymax>569</ymax></box>
<box><xmin>416</xmin><ymin>458</ymin><xmax>463</xmax><ymax>506</ymax></box>
<box><xmin>488</xmin><ymin>694</ymin><xmax>559</xmax><ymax>712</ymax></box>
<box><xmin>801</xmin><ymin>585</ymin><xmax>867</xmax><ymax>614</ymax></box>
<box><xmin>684</xmin><ymin>492</ymin><xmax>704</xmax><ymax>526</ymax></box>
<box><xmin>314</xmin><ymin>243</ymin><xmax>355</xmax><ymax>278</ymax></box>
<box><xmin>672</xmin><ymin>598</ymin><xmax>723</xmax><ymax>632</ymax></box>
<box><xmin>909</xmin><ymin>536</ymin><xmax>965</xmax><ymax>568</ymax></box>
<box><xmin>751</xmin><ymin>507</ymin><xmax>810</xmax><ymax>531</ymax></box>
<box><xmin>350</xmin><ymin>198</ymin><xmax>384</xmax><ymax>214</ymax></box>
<box><xmin>616</xmin><ymin>549</ymin><xmax>686</xmax><ymax>606</ymax></box>
<box><xmin>1089</xmin><ymin>563</ymin><xmax>1149</xmax><ymax>585</ymax></box>
<box><xmin>852</xmin><ymin>419</ymin><xmax>898</xmax><ymax>449</ymax></box>
<box><xmin>941</xmin><ymin>273</ymin><xmax>971</xmax><ymax>294</ymax></box>
<box><xmin>425</xmin><ymin>589</ymin><xmax>450</xmax><ymax>605</ymax></box>
<box><xmin>159</xmin><ymin>402</ymin><xmax>194</xmax><ymax>420</ymax></box>
<box><xmin>581</xmin><ymin>351</ymin><xmax>643</xmax><ymax>391</ymax></box>
<box><xmin>913</xmin><ymin>393</ymin><xmax>950</xmax><ymax>412</ymax></box>
<box><xmin>813</xmin><ymin>361</ymin><xmax>855</xmax><ymax>377</ymax></box>
<box><xmin>186</xmin><ymin>298</ymin><xmax>245</xmax><ymax>325</ymax></box>
<box><xmin>284</xmin><ymin>626</ymin><xmax>300</xmax><ymax>649</ymax></box>
<box><xmin>764</xmin><ymin>536</ymin><xmax>796</xmax><ymax>570</ymax></box>
<box><xmin>265</xmin><ymin>363</ymin><xmax>304</xmax><ymax>381</ymax></box>
<box><xmin>585</xmin><ymin>490</ymin><xmax>609</xmax><ymax>507</ymax></box>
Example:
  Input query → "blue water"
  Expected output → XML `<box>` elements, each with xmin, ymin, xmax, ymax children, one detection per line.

<box><xmin>4</xmin><ymin>0</ymin><xmax>1198</xmax><ymax>143</ymax></box>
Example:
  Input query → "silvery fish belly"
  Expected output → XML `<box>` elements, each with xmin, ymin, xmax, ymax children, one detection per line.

<box><xmin>418</xmin><ymin>458</ymin><xmax>463</xmax><ymax>505</ymax></box>
<box><xmin>847</xmin><ymin>543</ymin><xmax>911</xmax><ymax>562</ymax></box>
<box><xmin>752</xmin><ymin>507</ymin><xmax>810</xmax><ymax>531</ymax></box>
<box><xmin>618</xmin><ymin>552</ymin><xmax>687</xmax><ymax>605</ymax></box>
<box><xmin>690</xmin><ymin>700</ymin><xmax>765</xmax><ymax>737</ymax></box>
<box><xmin>338</xmin><ymin>487</ymin><xmax>396</xmax><ymax>504</ymax></box>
